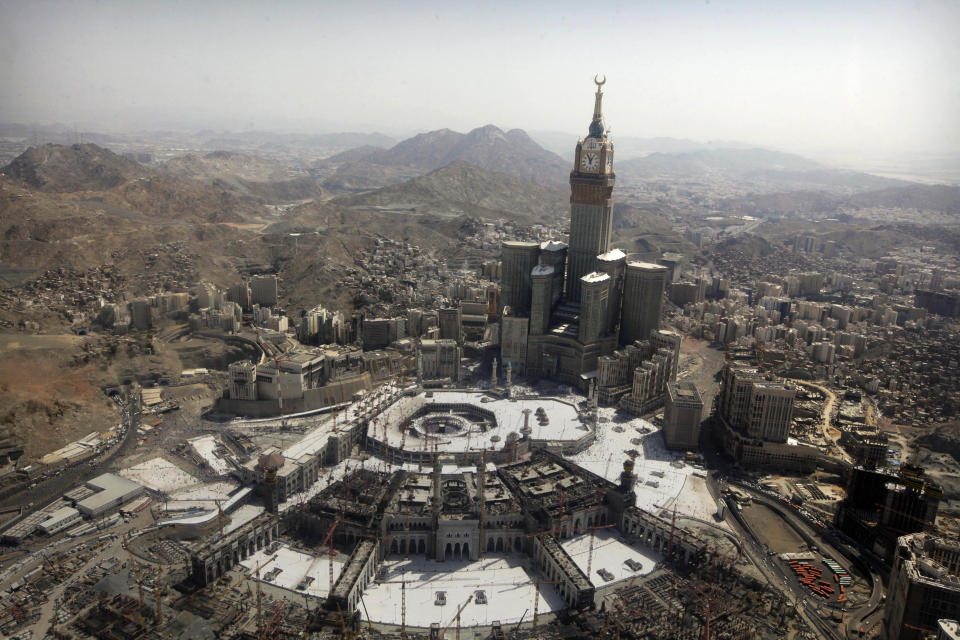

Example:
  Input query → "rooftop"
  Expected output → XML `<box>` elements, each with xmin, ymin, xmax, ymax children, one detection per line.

<box><xmin>627</xmin><ymin>261</ymin><xmax>668</xmax><ymax>271</ymax></box>
<box><xmin>77</xmin><ymin>473</ymin><xmax>144</xmax><ymax>513</ymax></box>
<box><xmin>362</xmin><ymin>555</ymin><xmax>565</xmax><ymax>627</ymax></box>
<box><xmin>598</xmin><ymin>248</ymin><xmax>626</xmax><ymax>262</ymax></box>
<box><xmin>582</xmin><ymin>272</ymin><xmax>611</xmax><ymax>284</ymax></box>
<box><xmin>939</xmin><ymin>620</ymin><xmax>960</xmax><ymax>640</ymax></box>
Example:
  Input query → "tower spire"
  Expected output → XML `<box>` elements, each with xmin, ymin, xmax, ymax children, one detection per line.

<box><xmin>589</xmin><ymin>74</ymin><xmax>606</xmax><ymax>138</ymax></box>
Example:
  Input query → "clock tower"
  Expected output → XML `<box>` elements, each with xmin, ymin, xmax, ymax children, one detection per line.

<box><xmin>567</xmin><ymin>75</ymin><xmax>615</xmax><ymax>304</ymax></box>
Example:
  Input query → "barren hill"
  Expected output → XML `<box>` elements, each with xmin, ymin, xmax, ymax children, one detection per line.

<box><xmin>0</xmin><ymin>144</ymin><xmax>277</xmax><ymax>286</ymax></box>
<box><xmin>163</xmin><ymin>150</ymin><xmax>289</xmax><ymax>182</ymax></box>
<box><xmin>719</xmin><ymin>184</ymin><xmax>960</xmax><ymax>220</ymax></box>
<box><xmin>316</xmin><ymin>125</ymin><xmax>569</xmax><ymax>191</ymax></box>
<box><xmin>615</xmin><ymin>147</ymin><xmax>903</xmax><ymax>194</ymax></box>
<box><xmin>162</xmin><ymin>150</ymin><xmax>324</xmax><ymax>203</ymax></box>
<box><xmin>1</xmin><ymin>143</ymin><xmax>147</xmax><ymax>192</ymax></box>
<box><xmin>331</xmin><ymin>160</ymin><xmax>567</xmax><ymax>224</ymax></box>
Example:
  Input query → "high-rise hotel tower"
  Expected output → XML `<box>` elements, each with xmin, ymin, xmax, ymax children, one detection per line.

<box><xmin>499</xmin><ymin>78</ymin><xmax>668</xmax><ymax>388</ymax></box>
<box><xmin>567</xmin><ymin>78</ymin><xmax>616</xmax><ymax>303</ymax></box>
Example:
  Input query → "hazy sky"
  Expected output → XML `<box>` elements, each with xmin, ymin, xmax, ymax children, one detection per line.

<box><xmin>1</xmin><ymin>0</ymin><xmax>958</xmax><ymax>156</ymax></box>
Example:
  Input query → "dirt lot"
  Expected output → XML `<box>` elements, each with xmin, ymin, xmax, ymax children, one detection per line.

<box><xmin>741</xmin><ymin>503</ymin><xmax>807</xmax><ymax>553</ymax></box>
<box><xmin>163</xmin><ymin>334</ymin><xmax>259</xmax><ymax>371</ymax></box>
<box><xmin>0</xmin><ymin>333</ymin><xmax>83</xmax><ymax>354</ymax></box>
<box><xmin>677</xmin><ymin>336</ymin><xmax>726</xmax><ymax>409</ymax></box>
<box><xmin>0</xmin><ymin>347</ymin><xmax>118</xmax><ymax>459</ymax></box>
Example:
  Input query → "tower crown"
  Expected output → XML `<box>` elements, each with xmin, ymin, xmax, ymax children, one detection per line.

<box><xmin>573</xmin><ymin>76</ymin><xmax>614</xmax><ymax>177</ymax></box>
<box><xmin>588</xmin><ymin>74</ymin><xmax>606</xmax><ymax>139</ymax></box>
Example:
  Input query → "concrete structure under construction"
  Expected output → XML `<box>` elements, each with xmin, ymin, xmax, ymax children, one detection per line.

<box><xmin>662</xmin><ymin>382</ymin><xmax>703</xmax><ymax>450</ymax></box>
<box><xmin>885</xmin><ymin>533</ymin><xmax>960</xmax><ymax>640</ymax></box>
<box><xmin>289</xmin><ymin>448</ymin><xmax>708</xmax><ymax>621</ymax></box>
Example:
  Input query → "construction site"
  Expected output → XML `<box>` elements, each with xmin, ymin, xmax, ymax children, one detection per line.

<box><xmin>0</xmin><ymin>377</ymin><xmax>826</xmax><ymax>640</ymax></box>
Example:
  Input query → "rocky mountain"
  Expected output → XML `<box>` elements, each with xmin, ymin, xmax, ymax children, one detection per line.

<box><xmin>163</xmin><ymin>150</ymin><xmax>289</xmax><ymax>182</ymax></box>
<box><xmin>530</xmin><ymin>131</ymin><xmax>748</xmax><ymax>161</ymax></box>
<box><xmin>0</xmin><ymin>144</ymin><xmax>279</xmax><ymax>285</ymax></box>
<box><xmin>1</xmin><ymin>143</ymin><xmax>147</xmax><ymax>192</ymax></box>
<box><xmin>319</xmin><ymin>161</ymin><xmax>421</xmax><ymax>193</ymax></box>
<box><xmin>200</xmin><ymin>130</ymin><xmax>395</xmax><ymax>155</ymax></box>
<box><xmin>331</xmin><ymin>160</ymin><xmax>567</xmax><ymax>223</ymax></box>
<box><xmin>719</xmin><ymin>184</ymin><xmax>960</xmax><ymax>220</ymax></box>
<box><xmin>847</xmin><ymin>184</ymin><xmax>960</xmax><ymax>214</ymax></box>
<box><xmin>615</xmin><ymin>147</ymin><xmax>903</xmax><ymax>194</ymax></box>
<box><xmin>315</xmin><ymin>125</ymin><xmax>569</xmax><ymax>190</ymax></box>
<box><xmin>162</xmin><ymin>151</ymin><xmax>324</xmax><ymax>203</ymax></box>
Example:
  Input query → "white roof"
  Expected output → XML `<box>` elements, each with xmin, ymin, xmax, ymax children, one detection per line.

<box><xmin>531</xmin><ymin>265</ymin><xmax>555</xmax><ymax>277</ymax></box>
<box><xmin>362</xmin><ymin>555</ymin><xmax>565</xmax><ymax>626</ymax></box>
<box><xmin>627</xmin><ymin>261</ymin><xmax>667</xmax><ymax>271</ymax></box>
<box><xmin>561</xmin><ymin>529</ymin><xmax>659</xmax><ymax>587</ymax></box>
<box><xmin>582</xmin><ymin>272</ymin><xmax>610</xmax><ymax>283</ymax></box>
<box><xmin>540</xmin><ymin>240</ymin><xmax>568</xmax><ymax>251</ymax></box>
<box><xmin>598</xmin><ymin>248</ymin><xmax>626</xmax><ymax>262</ymax></box>
<box><xmin>42</xmin><ymin>506</ymin><xmax>80</xmax><ymax>527</ymax></box>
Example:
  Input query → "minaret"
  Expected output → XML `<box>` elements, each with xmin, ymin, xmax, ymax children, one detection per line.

<box><xmin>619</xmin><ymin>458</ymin><xmax>637</xmax><ymax>494</ymax></box>
<box><xmin>567</xmin><ymin>75</ymin><xmax>615</xmax><ymax>305</ymax></box>
<box><xmin>432</xmin><ymin>448</ymin><xmax>442</xmax><ymax>559</ymax></box>
<box><xmin>416</xmin><ymin>348</ymin><xmax>423</xmax><ymax>387</ymax></box>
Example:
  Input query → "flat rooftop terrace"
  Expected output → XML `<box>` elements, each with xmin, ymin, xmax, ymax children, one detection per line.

<box><xmin>362</xmin><ymin>554</ymin><xmax>566</xmax><ymax>628</ymax></box>
<box><xmin>560</xmin><ymin>529</ymin><xmax>660</xmax><ymax>588</ymax></box>
<box><xmin>240</xmin><ymin>544</ymin><xmax>347</xmax><ymax>599</ymax></box>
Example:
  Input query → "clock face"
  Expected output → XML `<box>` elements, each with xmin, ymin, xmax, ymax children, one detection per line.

<box><xmin>580</xmin><ymin>152</ymin><xmax>599</xmax><ymax>172</ymax></box>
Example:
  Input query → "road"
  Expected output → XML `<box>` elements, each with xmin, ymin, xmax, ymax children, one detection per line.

<box><xmin>722</xmin><ymin>497</ymin><xmax>842</xmax><ymax>640</ymax></box>
<box><xmin>789</xmin><ymin>379</ymin><xmax>851</xmax><ymax>465</ymax></box>
<box><xmin>727</xmin><ymin>481</ymin><xmax>885</xmax><ymax>639</ymax></box>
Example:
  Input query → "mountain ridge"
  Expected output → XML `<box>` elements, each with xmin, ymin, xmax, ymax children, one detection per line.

<box><xmin>316</xmin><ymin>124</ymin><xmax>569</xmax><ymax>188</ymax></box>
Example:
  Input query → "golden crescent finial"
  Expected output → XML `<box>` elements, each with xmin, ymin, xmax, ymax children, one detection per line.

<box><xmin>594</xmin><ymin>74</ymin><xmax>606</xmax><ymax>87</ymax></box>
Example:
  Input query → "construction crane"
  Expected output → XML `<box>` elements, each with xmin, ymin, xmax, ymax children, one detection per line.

<box><xmin>125</xmin><ymin>547</ymin><xmax>146</xmax><ymax>619</ymax></box>
<box><xmin>531</xmin><ymin>577</ymin><xmax>562</xmax><ymax>632</ymax></box>
<box><xmin>322</xmin><ymin>507</ymin><xmax>345</xmax><ymax>595</ymax></box>
<box><xmin>358</xmin><ymin>592</ymin><xmax>375</xmax><ymax>636</ymax></box>
<box><xmin>466</xmin><ymin>447</ymin><xmax>489</xmax><ymax>558</ymax></box>
<box><xmin>585</xmin><ymin>523</ymin><xmax>617</xmax><ymax>580</ymax></box>
<box><xmin>438</xmin><ymin>594</ymin><xmax>473</xmax><ymax>640</ymax></box>
<box><xmin>215</xmin><ymin>499</ymin><xmax>227</xmax><ymax>538</ymax></box>
<box><xmin>252</xmin><ymin>555</ymin><xmax>281</xmax><ymax>639</ymax></box>
<box><xmin>335</xmin><ymin>602</ymin><xmax>354</xmax><ymax>640</ymax></box>
<box><xmin>261</xmin><ymin>599</ymin><xmax>287</xmax><ymax>640</ymax></box>
<box><xmin>654</xmin><ymin>503</ymin><xmax>679</xmax><ymax>557</ymax></box>
<box><xmin>375</xmin><ymin>578</ymin><xmax>408</xmax><ymax>639</ymax></box>
<box><xmin>668</xmin><ymin>573</ymin><xmax>739</xmax><ymax>640</ymax></box>
<box><xmin>154</xmin><ymin>565</ymin><xmax>166</xmax><ymax>625</ymax></box>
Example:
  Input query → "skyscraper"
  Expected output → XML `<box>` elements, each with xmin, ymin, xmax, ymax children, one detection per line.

<box><xmin>500</xmin><ymin>78</ymin><xmax>663</xmax><ymax>390</ymax></box>
<box><xmin>620</xmin><ymin>262</ymin><xmax>668</xmax><ymax>346</ymax></box>
<box><xmin>529</xmin><ymin>265</ymin><xmax>554</xmax><ymax>336</ymax></box>
<box><xmin>567</xmin><ymin>77</ymin><xmax>615</xmax><ymax>303</ymax></box>
<box><xmin>663</xmin><ymin>382</ymin><xmax>704</xmax><ymax>450</ymax></box>
<box><xmin>500</xmin><ymin>241</ymin><xmax>540</xmax><ymax>314</ymax></box>
<box><xmin>578</xmin><ymin>272</ymin><xmax>610</xmax><ymax>344</ymax></box>
<box><xmin>251</xmin><ymin>275</ymin><xmax>279</xmax><ymax>307</ymax></box>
